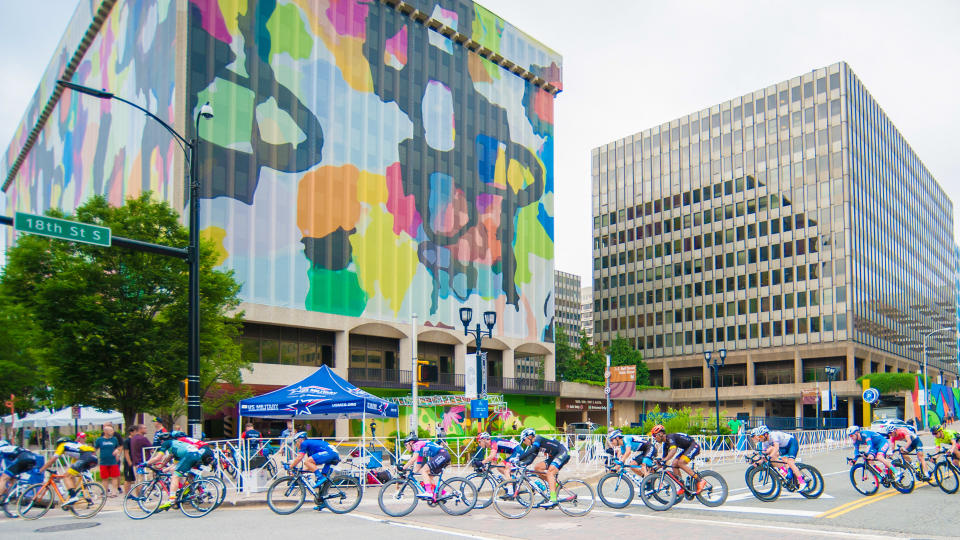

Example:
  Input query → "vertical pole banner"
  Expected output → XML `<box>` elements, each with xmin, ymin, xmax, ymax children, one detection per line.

<box><xmin>465</xmin><ymin>353</ymin><xmax>477</xmax><ymax>399</ymax></box>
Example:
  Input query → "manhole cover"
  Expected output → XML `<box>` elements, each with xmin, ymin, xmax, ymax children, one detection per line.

<box><xmin>35</xmin><ymin>522</ymin><xmax>101</xmax><ymax>533</ymax></box>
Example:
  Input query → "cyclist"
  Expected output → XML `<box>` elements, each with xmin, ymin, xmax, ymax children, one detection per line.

<box><xmin>887</xmin><ymin>425</ymin><xmax>928</xmax><ymax>479</ymax></box>
<box><xmin>847</xmin><ymin>425</ymin><xmax>895</xmax><ymax>478</ymax></box>
<box><xmin>516</xmin><ymin>428</ymin><xmax>569</xmax><ymax>508</ymax></box>
<box><xmin>0</xmin><ymin>440</ymin><xmax>43</xmax><ymax>504</ymax></box>
<box><xmin>607</xmin><ymin>429</ymin><xmax>655</xmax><ymax>477</ymax></box>
<box><xmin>399</xmin><ymin>433</ymin><xmax>450</xmax><ymax>500</ymax></box>
<box><xmin>930</xmin><ymin>424</ymin><xmax>960</xmax><ymax>466</ymax></box>
<box><xmin>142</xmin><ymin>431</ymin><xmax>204</xmax><ymax>510</ymax></box>
<box><xmin>38</xmin><ymin>436</ymin><xmax>98</xmax><ymax>508</ymax></box>
<box><xmin>288</xmin><ymin>432</ymin><xmax>340</xmax><ymax>510</ymax></box>
<box><xmin>651</xmin><ymin>424</ymin><xmax>706</xmax><ymax>495</ymax></box>
<box><xmin>171</xmin><ymin>431</ymin><xmax>216</xmax><ymax>470</ymax></box>
<box><xmin>748</xmin><ymin>426</ymin><xmax>804</xmax><ymax>488</ymax></box>
<box><xmin>475</xmin><ymin>432</ymin><xmax>522</xmax><ymax>474</ymax></box>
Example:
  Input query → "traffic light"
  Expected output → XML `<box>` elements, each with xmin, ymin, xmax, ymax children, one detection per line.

<box><xmin>417</xmin><ymin>360</ymin><xmax>432</xmax><ymax>388</ymax></box>
<box><xmin>179</xmin><ymin>378</ymin><xmax>188</xmax><ymax>398</ymax></box>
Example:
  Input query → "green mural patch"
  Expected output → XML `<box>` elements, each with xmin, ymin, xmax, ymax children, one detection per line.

<box><xmin>265</xmin><ymin>2</ymin><xmax>313</xmax><ymax>60</ymax></box>
<box><xmin>305</xmin><ymin>267</ymin><xmax>367</xmax><ymax>316</ymax></box>
<box><xmin>471</xmin><ymin>5</ymin><xmax>503</xmax><ymax>80</ymax></box>
<box><xmin>512</xmin><ymin>203</ymin><xmax>554</xmax><ymax>284</ymax></box>
<box><xmin>197</xmin><ymin>79</ymin><xmax>255</xmax><ymax>148</ymax></box>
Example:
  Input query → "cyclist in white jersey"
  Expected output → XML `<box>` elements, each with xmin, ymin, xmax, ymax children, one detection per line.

<box><xmin>749</xmin><ymin>426</ymin><xmax>803</xmax><ymax>487</ymax></box>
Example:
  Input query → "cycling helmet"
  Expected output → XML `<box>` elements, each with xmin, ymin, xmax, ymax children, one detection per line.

<box><xmin>751</xmin><ymin>425</ymin><xmax>770</xmax><ymax>438</ymax></box>
<box><xmin>650</xmin><ymin>424</ymin><xmax>665</xmax><ymax>436</ymax></box>
<box><xmin>169</xmin><ymin>430</ymin><xmax>187</xmax><ymax>439</ymax></box>
<box><xmin>200</xmin><ymin>449</ymin><xmax>215</xmax><ymax>467</ymax></box>
<box><xmin>293</xmin><ymin>431</ymin><xmax>308</xmax><ymax>441</ymax></box>
<box><xmin>846</xmin><ymin>425</ymin><xmax>861</xmax><ymax>438</ymax></box>
<box><xmin>402</xmin><ymin>432</ymin><xmax>419</xmax><ymax>445</ymax></box>
<box><xmin>55</xmin><ymin>437</ymin><xmax>70</xmax><ymax>445</ymax></box>
<box><xmin>607</xmin><ymin>429</ymin><xmax>624</xmax><ymax>442</ymax></box>
<box><xmin>520</xmin><ymin>428</ymin><xmax>536</xmax><ymax>440</ymax></box>
<box><xmin>154</xmin><ymin>431</ymin><xmax>173</xmax><ymax>443</ymax></box>
<box><xmin>930</xmin><ymin>424</ymin><xmax>943</xmax><ymax>434</ymax></box>
<box><xmin>476</xmin><ymin>432</ymin><xmax>491</xmax><ymax>441</ymax></box>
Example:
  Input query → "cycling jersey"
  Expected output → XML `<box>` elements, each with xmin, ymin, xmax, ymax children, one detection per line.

<box><xmin>1</xmin><ymin>444</ymin><xmax>41</xmax><ymax>479</ymax></box>
<box><xmin>934</xmin><ymin>430</ymin><xmax>960</xmax><ymax>446</ymax></box>
<box><xmin>888</xmin><ymin>428</ymin><xmax>915</xmax><ymax>443</ymax></box>
<box><xmin>519</xmin><ymin>436</ymin><xmax>567</xmax><ymax>460</ymax></box>
<box><xmin>159</xmin><ymin>439</ymin><xmax>200</xmax><ymax>460</ymax></box>
<box><xmin>662</xmin><ymin>433</ymin><xmax>695</xmax><ymax>454</ymax></box>
<box><xmin>176</xmin><ymin>436</ymin><xmax>210</xmax><ymax>449</ymax></box>
<box><xmin>297</xmin><ymin>439</ymin><xmax>333</xmax><ymax>457</ymax></box>
<box><xmin>54</xmin><ymin>441</ymin><xmax>96</xmax><ymax>459</ymax></box>
<box><xmin>410</xmin><ymin>440</ymin><xmax>442</xmax><ymax>458</ymax></box>
<box><xmin>490</xmin><ymin>437</ymin><xmax>521</xmax><ymax>456</ymax></box>
<box><xmin>854</xmin><ymin>430</ymin><xmax>890</xmax><ymax>456</ymax></box>
<box><xmin>621</xmin><ymin>436</ymin><xmax>656</xmax><ymax>463</ymax></box>
<box><xmin>0</xmin><ymin>444</ymin><xmax>29</xmax><ymax>462</ymax></box>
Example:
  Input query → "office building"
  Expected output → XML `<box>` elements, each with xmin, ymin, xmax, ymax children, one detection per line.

<box><xmin>581</xmin><ymin>286</ymin><xmax>594</xmax><ymax>345</ymax></box>
<box><xmin>553</xmin><ymin>270</ymin><xmax>581</xmax><ymax>348</ymax></box>
<box><xmin>591</xmin><ymin>62</ymin><xmax>956</xmax><ymax>422</ymax></box>
<box><xmin>2</xmin><ymin>0</ymin><xmax>562</xmax><ymax>436</ymax></box>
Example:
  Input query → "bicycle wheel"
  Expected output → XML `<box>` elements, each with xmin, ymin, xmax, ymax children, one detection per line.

<box><xmin>377</xmin><ymin>478</ymin><xmax>418</xmax><ymax>517</ymax></box>
<box><xmin>556</xmin><ymin>478</ymin><xmax>594</xmax><ymax>517</ymax></box>
<box><xmin>205</xmin><ymin>476</ymin><xmax>228</xmax><ymax>509</ymax></box>
<box><xmin>323</xmin><ymin>475</ymin><xmax>362</xmax><ymax>514</ymax></box>
<box><xmin>597</xmin><ymin>472</ymin><xmax>634</xmax><ymax>509</ymax></box>
<box><xmin>1</xmin><ymin>483</ymin><xmax>28</xmax><ymax>519</ymax></box>
<box><xmin>17</xmin><ymin>483</ymin><xmax>54</xmax><ymax>520</ymax></box>
<box><xmin>694</xmin><ymin>470</ymin><xmax>728</xmax><ymax>507</ymax></box>
<box><xmin>69</xmin><ymin>481</ymin><xmax>106</xmax><ymax>518</ymax></box>
<box><xmin>935</xmin><ymin>461</ymin><xmax>960</xmax><ymax>494</ymax></box>
<box><xmin>890</xmin><ymin>461</ymin><xmax>914</xmax><ymax>494</ymax></box>
<box><xmin>797</xmin><ymin>464</ymin><xmax>824</xmax><ymax>499</ymax></box>
<box><xmin>180</xmin><ymin>479</ymin><xmax>218</xmax><ymax>517</ymax></box>
<box><xmin>745</xmin><ymin>466</ymin><xmax>780</xmax><ymax>502</ymax></box>
<box><xmin>266</xmin><ymin>475</ymin><xmax>306</xmax><ymax>515</ymax></box>
<box><xmin>123</xmin><ymin>481</ymin><xmax>164</xmax><ymax>520</ymax></box>
<box><xmin>492</xmin><ymin>479</ymin><xmax>533</xmax><ymax>519</ymax></box>
<box><xmin>437</xmin><ymin>476</ymin><xmax>477</xmax><ymax>516</ymax></box>
<box><xmin>466</xmin><ymin>473</ymin><xmax>496</xmax><ymax>509</ymax></box>
<box><xmin>638</xmin><ymin>473</ymin><xmax>676</xmax><ymax>511</ymax></box>
<box><xmin>849</xmin><ymin>464</ymin><xmax>879</xmax><ymax>496</ymax></box>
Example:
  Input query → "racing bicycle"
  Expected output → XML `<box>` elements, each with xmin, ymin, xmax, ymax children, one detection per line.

<box><xmin>491</xmin><ymin>465</ymin><xmax>595</xmax><ymax>519</ymax></box>
<box><xmin>266</xmin><ymin>466</ymin><xmax>363</xmax><ymax>515</ymax></box>
<box><xmin>638</xmin><ymin>459</ymin><xmax>728</xmax><ymax>511</ymax></box>
<box><xmin>122</xmin><ymin>466</ymin><xmax>221</xmax><ymax>518</ymax></box>
<box><xmin>744</xmin><ymin>452</ymin><xmax>823</xmax><ymax>501</ymax></box>
<box><xmin>377</xmin><ymin>468</ymin><xmax>476</xmax><ymax>517</ymax></box>
<box><xmin>17</xmin><ymin>471</ymin><xmax>106</xmax><ymax>520</ymax></box>
<box><xmin>847</xmin><ymin>452</ymin><xmax>913</xmax><ymax>495</ymax></box>
<box><xmin>596</xmin><ymin>459</ymin><xmax>652</xmax><ymax>508</ymax></box>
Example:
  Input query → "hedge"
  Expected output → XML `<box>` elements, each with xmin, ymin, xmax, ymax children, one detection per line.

<box><xmin>855</xmin><ymin>373</ymin><xmax>930</xmax><ymax>394</ymax></box>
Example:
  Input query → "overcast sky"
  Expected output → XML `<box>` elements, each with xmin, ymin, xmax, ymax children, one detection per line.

<box><xmin>2</xmin><ymin>1</ymin><xmax>959</xmax><ymax>286</ymax></box>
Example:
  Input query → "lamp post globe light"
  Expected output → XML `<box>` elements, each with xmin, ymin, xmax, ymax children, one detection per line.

<box><xmin>922</xmin><ymin>326</ymin><xmax>953</xmax><ymax>431</ymax></box>
<box><xmin>823</xmin><ymin>366</ymin><xmax>840</xmax><ymax>424</ymax></box>
<box><xmin>704</xmin><ymin>347</ymin><xmax>727</xmax><ymax>435</ymax></box>
<box><xmin>56</xmin><ymin>80</ymin><xmax>213</xmax><ymax>438</ymax></box>
<box><xmin>459</xmin><ymin>307</ymin><xmax>496</xmax><ymax>397</ymax></box>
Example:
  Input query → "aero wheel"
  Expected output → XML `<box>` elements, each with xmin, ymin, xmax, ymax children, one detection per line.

<box><xmin>17</xmin><ymin>483</ymin><xmax>54</xmax><ymax>520</ymax></box>
<box><xmin>597</xmin><ymin>472</ymin><xmax>634</xmax><ymax>509</ymax></box>
<box><xmin>638</xmin><ymin>473</ymin><xmax>676</xmax><ymax>511</ymax></box>
<box><xmin>323</xmin><ymin>475</ymin><xmax>363</xmax><ymax>514</ymax></box>
<box><xmin>437</xmin><ymin>477</ymin><xmax>477</xmax><ymax>516</ymax></box>
<box><xmin>492</xmin><ymin>479</ymin><xmax>532</xmax><ymax>519</ymax></box>
<box><xmin>466</xmin><ymin>473</ymin><xmax>496</xmax><ymax>509</ymax></box>
<box><xmin>849</xmin><ymin>464</ymin><xmax>879</xmax><ymax>496</ymax></box>
<box><xmin>123</xmin><ymin>481</ymin><xmax>164</xmax><ymax>519</ymax></box>
<box><xmin>378</xmin><ymin>478</ymin><xmax>418</xmax><ymax>517</ymax></box>
<box><xmin>890</xmin><ymin>462</ymin><xmax>915</xmax><ymax>494</ymax></box>
<box><xmin>797</xmin><ymin>464</ymin><xmax>824</xmax><ymax>499</ymax></box>
<box><xmin>694</xmin><ymin>470</ymin><xmax>728</xmax><ymax>507</ymax></box>
<box><xmin>69</xmin><ymin>481</ymin><xmax>106</xmax><ymax>518</ymax></box>
<box><xmin>2</xmin><ymin>483</ymin><xmax>29</xmax><ymax>518</ymax></box>
<box><xmin>266</xmin><ymin>476</ymin><xmax>306</xmax><ymax>515</ymax></box>
<box><xmin>180</xmin><ymin>479</ymin><xmax>218</xmax><ymax>517</ymax></box>
<box><xmin>935</xmin><ymin>462</ymin><xmax>960</xmax><ymax>494</ymax></box>
<box><xmin>746</xmin><ymin>466</ymin><xmax>780</xmax><ymax>502</ymax></box>
<box><xmin>556</xmin><ymin>479</ymin><xmax>595</xmax><ymax>517</ymax></box>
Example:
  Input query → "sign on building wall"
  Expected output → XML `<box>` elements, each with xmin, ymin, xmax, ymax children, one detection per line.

<box><xmin>558</xmin><ymin>398</ymin><xmax>607</xmax><ymax>412</ymax></box>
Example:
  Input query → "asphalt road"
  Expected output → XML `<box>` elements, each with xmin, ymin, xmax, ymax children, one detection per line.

<box><xmin>2</xmin><ymin>442</ymin><xmax>957</xmax><ymax>539</ymax></box>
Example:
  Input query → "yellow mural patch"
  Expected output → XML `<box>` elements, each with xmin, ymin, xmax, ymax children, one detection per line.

<box><xmin>201</xmin><ymin>226</ymin><xmax>229</xmax><ymax>266</ymax></box>
<box><xmin>349</xmin><ymin>207</ymin><xmax>418</xmax><ymax>315</ymax></box>
<box><xmin>492</xmin><ymin>144</ymin><xmax>507</xmax><ymax>189</ymax></box>
<box><xmin>506</xmin><ymin>159</ymin><xmax>533</xmax><ymax>194</ymax></box>
<box><xmin>356</xmin><ymin>169</ymin><xmax>388</xmax><ymax>206</ymax></box>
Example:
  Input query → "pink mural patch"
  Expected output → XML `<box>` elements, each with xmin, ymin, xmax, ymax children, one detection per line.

<box><xmin>385</xmin><ymin>163</ymin><xmax>421</xmax><ymax>237</ymax></box>
<box><xmin>188</xmin><ymin>0</ymin><xmax>232</xmax><ymax>44</ymax></box>
<box><xmin>325</xmin><ymin>0</ymin><xmax>369</xmax><ymax>38</ymax></box>
<box><xmin>383</xmin><ymin>25</ymin><xmax>407</xmax><ymax>68</ymax></box>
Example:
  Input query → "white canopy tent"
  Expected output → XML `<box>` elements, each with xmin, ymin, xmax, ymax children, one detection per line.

<box><xmin>12</xmin><ymin>409</ymin><xmax>54</xmax><ymax>428</ymax></box>
<box><xmin>39</xmin><ymin>407</ymin><xmax>124</xmax><ymax>427</ymax></box>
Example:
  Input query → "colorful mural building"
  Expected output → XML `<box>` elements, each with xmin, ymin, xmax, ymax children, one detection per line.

<box><xmin>1</xmin><ymin>0</ymin><xmax>562</xmax><ymax>437</ymax></box>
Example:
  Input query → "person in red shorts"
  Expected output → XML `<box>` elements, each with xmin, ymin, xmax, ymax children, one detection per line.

<box><xmin>94</xmin><ymin>425</ymin><xmax>123</xmax><ymax>497</ymax></box>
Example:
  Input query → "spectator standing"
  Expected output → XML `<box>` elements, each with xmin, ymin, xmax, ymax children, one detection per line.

<box><xmin>280</xmin><ymin>420</ymin><xmax>294</xmax><ymax>439</ymax></box>
<box><xmin>241</xmin><ymin>423</ymin><xmax>261</xmax><ymax>439</ymax></box>
<box><xmin>129</xmin><ymin>424</ymin><xmax>151</xmax><ymax>483</ymax></box>
<box><xmin>122</xmin><ymin>425</ymin><xmax>137</xmax><ymax>495</ymax></box>
<box><xmin>95</xmin><ymin>425</ymin><xmax>123</xmax><ymax>496</ymax></box>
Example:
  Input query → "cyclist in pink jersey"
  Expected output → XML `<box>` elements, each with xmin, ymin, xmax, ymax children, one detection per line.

<box><xmin>888</xmin><ymin>427</ymin><xmax>928</xmax><ymax>479</ymax></box>
<box><xmin>400</xmin><ymin>433</ymin><xmax>450</xmax><ymax>499</ymax></box>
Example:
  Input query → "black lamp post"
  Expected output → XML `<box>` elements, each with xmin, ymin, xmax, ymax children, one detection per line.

<box><xmin>824</xmin><ymin>366</ymin><xmax>840</xmax><ymax>425</ymax></box>
<box><xmin>704</xmin><ymin>348</ymin><xmax>727</xmax><ymax>435</ymax></box>
<box><xmin>459</xmin><ymin>308</ymin><xmax>496</xmax><ymax>397</ymax></box>
<box><xmin>57</xmin><ymin>80</ymin><xmax>213</xmax><ymax>438</ymax></box>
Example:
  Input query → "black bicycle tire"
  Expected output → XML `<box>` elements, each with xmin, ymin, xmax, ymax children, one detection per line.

<box><xmin>17</xmin><ymin>482</ymin><xmax>53</xmax><ymax>520</ymax></box>
<box><xmin>266</xmin><ymin>475</ymin><xmax>306</xmax><ymax>515</ymax></box>
<box><xmin>1</xmin><ymin>483</ymin><xmax>27</xmax><ymax>519</ymax></box>
<box><xmin>638</xmin><ymin>472</ymin><xmax>676</xmax><ymax>511</ymax></box>
<box><xmin>437</xmin><ymin>476</ymin><xmax>477</xmax><ymax>516</ymax></box>
<box><xmin>694</xmin><ymin>470</ymin><xmax>728</xmax><ymax>507</ymax></box>
<box><xmin>492</xmin><ymin>479</ymin><xmax>532</xmax><ymax>519</ymax></box>
<box><xmin>797</xmin><ymin>464</ymin><xmax>824</xmax><ymax>499</ymax></box>
<box><xmin>556</xmin><ymin>478</ymin><xmax>594</xmax><ymax>516</ymax></box>
<box><xmin>180</xmin><ymin>479</ymin><xmax>218</xmax><ymax>518</ymax></box>
<box><xmin>465</xmin><ymin>472</ymin><xmax>496</xmax><ymax>509</ymax></box>
<box><xmin>849</xmin><ymin>463</ymin><xmax>879</xmax><ymax>496</ymax></box>
<box><xmin>122</xmin><ymin>480</ymin><xmax>163</xmax><ymax>520</ymax></box>
<box><xmin>597</xmin><ymin>471</ymin><xmax>634</xmax><ymax>509</ymax></box>
<box><xmin>746</xmin><ymin>465</ymin><xmax>780</xmax><ymax>502</ymax></box>
<box><xmin>323</xmin><ymin>475</ymin><xmax>363</xmax><ymax>514</ymax></box>
<box><xmin>377</xmin><ymin>477</ymin><xmax>418</xmax><ymax>517</ymax></box>
<box><xmin>890</xmin><ymin>461</ymin><xmax>914</xmax><ymax>494</ymax></box>
<box><xmin>934</xmin><ymin>461</ymin><xmax>959</xmax><ymax>494</ymax></box>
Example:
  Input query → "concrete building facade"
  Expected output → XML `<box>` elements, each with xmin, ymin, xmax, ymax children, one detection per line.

<box><xmin>591</xmin><ymin>62</ymin><xmax>956</xmax><ymax>424</ymax></box>
<box><xmin>553</xmin><ymin>270</ymin><xmax>581</xmax><ymax>348</ymax></box>
<box><xmin>581</xmin><ymin>286</ymin><xmax>594</xmax><ymax>345</ymax></box>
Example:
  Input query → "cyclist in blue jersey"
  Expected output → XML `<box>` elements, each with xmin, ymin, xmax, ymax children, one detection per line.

<box><xmin>0</xmin><ymin>440</ymin><xmax>42</xmax><ymax>506</ymax></box>
<box><xmin>288</xmin><ymin>432</ymin><xmax>340</xmax><ymax>510</ymax></box>
<box><xmin>606</xmin><ymin>429</ymin><xmax>655</xmax><ymax>476</ymax></box>
<box><xmin>847</xmin><ymin>425</ymin><xmax>894</xmax><ymax>477</ymax></box>
<box><xmin>400</xmin><ymin>433</ymin><xmax>450</xmax><ymax>500</ymax></box>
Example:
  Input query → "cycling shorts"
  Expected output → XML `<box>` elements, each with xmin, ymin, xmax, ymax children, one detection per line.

<box><xmin>866</xmin><ymin>440</ymin><xmax>890</xmax><ymax>458</ymax></box>
<box><xmin>905</xmin><ymin>437</ymin><xmax>922</xmax><ymax>453</ymax></box>
<box><xmin>68</xmin><ymin>453</ymin><xmax>98</xmax><ymax>476</ymax></box>
<box><xmin>426</xmin><ymin>448</ymin><xmax>451</xmax><ymax>475</ymax></box>
<box><xmin>174</xmin><ymin>451</ymin><xmax>202</xmax><ymax>476</ymax></box>
<box><xmin>547</xmin><ymin>451</ymin><xmax>570</xmax><ymax>470</ymax></box>
<box><xmin>630</xmin><ymin>455</ymin><xmax>654</xmax><ymax>467</ymax></box>
<box><xmin>679</xmin><ymin>444</ymin><xmax>700</xmax><ymax>462</ymax></box>
<box><xmin>780</xmin><ymin>438</ymin><xmax>799</xmax><ymax>459</ymax></box>
<box><xmin>309</xmin><ymin>449</ymin><xmax>340</xmax><ymax>466</ymax></box>
<box><xmin>2</xmin><ymin>452</ymin><xmax>38</xmax><ymax>478</ymax></box>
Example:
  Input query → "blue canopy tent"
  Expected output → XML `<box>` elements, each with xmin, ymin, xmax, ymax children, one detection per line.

<box><xmin>238</xmin><ymin>365</ymin><xmax>398</xmax><ymax>485</ymax></box>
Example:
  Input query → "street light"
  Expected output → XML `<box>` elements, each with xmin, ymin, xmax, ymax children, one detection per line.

<box><xmin>704</xmin><ymin>347</ymin><xmax>727</xmax><ymax>435</ymax></box>
<box><xmin>57</xmin><ymin>80</ymin><xmax>213</xmax><ymax>439</ymax></box>
<box><xmin>459</xmin><ymin>308</ymin><xmax>496</xmax><ymax>397</ymax></box>
<box><xmin>824</xmin><ymin>366</ymin><xmax>840</xmax><ymax>426</ymax></box>
<box><xmin>922</xmin><ymin>326</ymin><xmax>953</xmax><ymax>431</ymax></box>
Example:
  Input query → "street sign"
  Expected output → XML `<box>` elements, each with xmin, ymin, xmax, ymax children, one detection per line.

<box><xmin>14</xmin><ymin>212</ymin><xmax>111</xmax><ymax>247</ymax></box>
<box><xmin>862</xmin><ymin>388</ymin><xmax>880</xmax><ymax>404</ymax></box>
<box><xmin>470</xmin><ymin>399</ymin><xmax>489</xmax><ymax>419</ymax></box>
<box><xmin>71</xmin><ymin>405</ymin><xmax>81</xmax><ymax>419</ymax></box>
<box><xmin>604</xmin><ymin>386</ymin><xmax>611</xmax><ymax>395</ymax></box>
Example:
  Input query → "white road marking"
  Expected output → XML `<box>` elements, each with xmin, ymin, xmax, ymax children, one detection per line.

<box><xmin>670</xmin><ymin>503</ymin><xmax>822</xmax><ymax>517</ymax></box>
<box><xmin>345</xmin><ymin>511</ymin><xmax>512</xmax><ymax>540</ymax></box>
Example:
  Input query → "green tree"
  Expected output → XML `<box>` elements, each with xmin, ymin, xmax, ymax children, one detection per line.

<box><xmin>0</xmin><ymin>193</ymin><xmax>246</xmax><ymax>427</ymax></box>
<box><xmin>608</xmin><ymin>335</ymin><xmax>650</xmax><ymax>386</ymax></box>
<box><xmin>554</xmin><ymin>324</ymin><xmax>577</xmax><ymax>380</ymax></box>
<box><xmin>574</xmin><ymin>332</ymin><xmax>606</xmax><ymax>382</ymax></box>
<box><xmin>0</xmin><ymin>297</ymin><xmax>45</xmax><ymax>412</ymax></box>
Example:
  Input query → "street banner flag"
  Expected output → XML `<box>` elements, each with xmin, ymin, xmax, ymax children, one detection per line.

<box><xmin>610</xmin><ymin>365</ymin><xmax>636</xmax><ymax>399</ymax></box>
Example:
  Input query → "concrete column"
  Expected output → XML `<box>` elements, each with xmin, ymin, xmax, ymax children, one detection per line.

<box><xmin>794</xmin><ymin>398</ymin><xmax>803</xmax><ymax>418</ymax></box>
<box><xmin>663</xmin><ymin>364</ymin><xmax>671</xmax><ymax>388</ymax></box>
<box><xmin>746</xmin><ymin>353</ymin><xmax>755</xmax><ymax>386</ymax></box>
<box><xmin>502</xmin><ymin>348</ymin><xmax>516</xmax><ymax>379</ymax></box>
<box><xmin>544</xmin><ymin>350</ymin><xmax>556</xmax><ymax>382</ymax></box>
<box><xmin>846</xmin><ymin>345</ymin><xmax>855</xmax><ymax>380</ymax></box>
<box><xmin>334</xmin><ymin>330</ymin><xmax>349</xmax><ymax>377</ymax></box>
<box><xmin>399</xmin><ymin>335</ymin><xmax>411</xmax><ymax>375</ymax></box>
<box><xmin>794</xmin><ymin>349</ymin><xmax>803</xmax><ymax>384</ymax></box>
<box><xmin>455</xmin><ymin>342</ymin><xmax>467</xmax><ymax>376</ymax></box>
<box><xmin>848</xmin><ymin>400</ymin><xmax>856</xmax><ymax>426</ymax></box>
<box><xmin>703</xmin><ymin>362</ymin><xmax>712</xmax><ymax>389</ymax></box>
